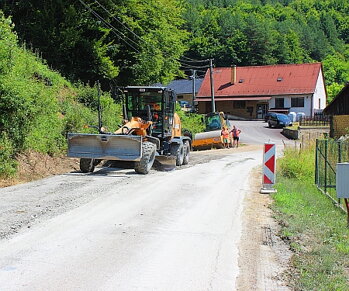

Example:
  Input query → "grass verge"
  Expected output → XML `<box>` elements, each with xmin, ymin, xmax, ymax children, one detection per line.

<box><xmin>273</xmin><ymin>146</ymin><xmax>349</xmax><ymax>290</ymax></box>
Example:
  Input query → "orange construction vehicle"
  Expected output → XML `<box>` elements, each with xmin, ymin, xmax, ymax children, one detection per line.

<box><xmin>192</xmin><ymin>112</ymin><xmax>231</xmax><ymax>150</ymax></box>
<box><xmin>67</xmin><ymin>86</ymin><xmax>191</xmax><ymax>174</ymax></box>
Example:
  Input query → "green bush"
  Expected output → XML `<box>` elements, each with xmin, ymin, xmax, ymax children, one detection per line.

<box><xmin>278</xmin><ymin>147</ymin><xmax>315</xmax><ymax>181</ymax></box>
<box><xmin>74</xmin><ymin>85</ymin><xmax>122</xmax><ymax>133</ymax></box>
<box><xmin>176</xmin><ymin>105</ymin><xmax>205</xmax><ymax>136</ymax></box>
<box><xmin>100</xmin><ymin>94</ymin><xmax>122</xmax><ymax>132</ymax></box>
<box><xmin>61</xmin><ymin>100</ymin><xmax>97</xmax><ymax>135</ymax></box>
<box><xmin>0</xmin><ymin>134</ymin><xmax>17</xmax><ymax>177</ymax></box>
<box><xmin>0</xmin><ymin>13</ymin><xmax>122</xmax><ymax>177</ymax></box>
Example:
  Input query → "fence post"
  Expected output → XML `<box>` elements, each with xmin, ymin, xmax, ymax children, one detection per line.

<box><xmin>324</xmin><ymin>139</ymin><xmax>328</xmax><ymax>193</ymax></box>
<box><xmin>338</xmin><ymin>141</ymin><xmax>342</xmax><ymax>205</ymax></box>
<box><xmin>329</xmin><ymin>115</ymin><xmax>334</xmax><ymax>138</ymax></box>
<box><xmin>315</xmin><ymin>139</ymin><xmax>318</xmax><ymax>185</ymax></box>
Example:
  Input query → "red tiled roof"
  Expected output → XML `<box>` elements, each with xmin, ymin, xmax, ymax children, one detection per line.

<box><xmin>196</xmin><ymin>63</ymin><xmax>322</xmax><ymax>98</ymax></box>
<box><xmin>196</xmin><ymin>97</ymin><xmax>271</xmax><ymax>101</ymax></box>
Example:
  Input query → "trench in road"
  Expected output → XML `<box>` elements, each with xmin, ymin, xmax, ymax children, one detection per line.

<box><xmin>0</xmin><ymin>150</ymin><xmax>262</xmax><ymax>291</ymax></box>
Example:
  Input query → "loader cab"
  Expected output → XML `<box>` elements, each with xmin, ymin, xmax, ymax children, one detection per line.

<box><xmin>123</xmin><ymin>86</ymin><xmax>176</xmax><ymax>138</ymax></box>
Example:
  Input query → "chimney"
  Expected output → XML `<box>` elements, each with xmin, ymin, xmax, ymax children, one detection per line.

<box><xmin>231</xmin><ymin>65</ymin><xmax>237</xmax><ymax>85</ymax></box>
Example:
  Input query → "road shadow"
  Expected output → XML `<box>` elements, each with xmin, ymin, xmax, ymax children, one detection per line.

<box><xmin>64</xmin><ymin>167</ymin><xmax>136</xmax><ymax>177</ymax></box>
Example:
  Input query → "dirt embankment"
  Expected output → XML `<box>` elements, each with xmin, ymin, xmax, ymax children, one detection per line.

<box><xmin>0</xmin><ymin>151</ymin><xmax>80</xmax><ymax>188</ymax></box>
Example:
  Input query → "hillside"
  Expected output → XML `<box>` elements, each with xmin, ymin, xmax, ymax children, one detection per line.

<box><xmin>0</xmin><ymin>12</ymin><xmax>121</xmax><ymax>178</ymax></box>
<box><xmin>183</xmin><ymin>0</ymin><xmax>349</xmax><ymax>99</ymax></box>
<box><xmin>1</xmin><ymin>0</ymin><xmax>348</xmax><ymax>100</ymax></box>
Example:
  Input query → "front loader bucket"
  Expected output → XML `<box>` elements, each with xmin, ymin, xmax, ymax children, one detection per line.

<box><xmin>153</xmin><ymin>155</ymin><xmax>177</xmax><ymax>171</ymax></box>
<box><xmin>67</xmin><ymin>133</ymin><xmax>142</xmax><ymax>161</ymax></box>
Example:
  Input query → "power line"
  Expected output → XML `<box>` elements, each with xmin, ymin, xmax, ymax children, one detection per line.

<box><xmin>179</xmin><ymin>60</ymin><xmax>211</xmax><ymax>71</ymax></box>
<box><xmin>180</xmin><ymin>56</ymin><xmax>210</xmax><ymax>63</ymax></box>
<box><xmin>179</xmin><ymin>60</ymin><xmax>210</xmax><ymax>68</ymax></box>
<box><xmin>79</xmin><ymin>0</ymin><xmax>211</xmax><ymax>74</ymax></box>
<box><xmin>78</xmin><ymin>0</ymin><xmax>141</xmax><ymax>53</ymax></box>
<box><xmin>92</xmin><ymin>0</ymin><xmax>209</xmax><ymax>64</ymax></box>
<box><xmin>94</xmin><ymin>0</ymin><xmax>143</xmax><ymax>42</ymax></box>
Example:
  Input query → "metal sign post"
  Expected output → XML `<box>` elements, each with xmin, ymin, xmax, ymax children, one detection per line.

<box><xmin>336</xmin><ymin>163</ymin><xmax>349</xmax><ymax>227</ymax></box>
<box><xmin>260</xmin><ymin>142</ymin><xmax>277</xmax><ymax>194</ymax></box>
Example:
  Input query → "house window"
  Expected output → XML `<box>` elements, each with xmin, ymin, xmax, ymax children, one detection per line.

<box><xmin>275</xmin><ymin>98</ymin><xmax>284</xmax><ymax>108</ymax></box>
<box><xmin>291</xmin><ymin>97</ymin><xmax>304</xmax><ymax>107</ymax></box>
<box><xmin>233</xmin><ymin>100</ymin><xmax>246</xmax><ymax>109</ymax></box>
<box><xmin>177</xmin><ymin>95</ymin><xmax>184</xmax><ymax>99</ymax></box>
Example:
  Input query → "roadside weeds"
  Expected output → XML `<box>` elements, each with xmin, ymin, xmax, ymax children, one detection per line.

<box><xmin>273</xmin><ymin>177</ymin><xmax>349</xmax><ymax>290</ymax></box>
<box><xmin>273</xmin><ymin>145</ymin><xmax>349</xmax><ymax>290</ymax></box>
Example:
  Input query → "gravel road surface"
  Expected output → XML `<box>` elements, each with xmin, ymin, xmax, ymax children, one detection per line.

<box><xmin>0</xmin><ymin>121</ymin><xmax>290</xmax><ymax>290</ymax></box>
<box><xmin>0</xmin><ymin>148</ymin><xmax>262</xmax><ymax>291</ymax></box>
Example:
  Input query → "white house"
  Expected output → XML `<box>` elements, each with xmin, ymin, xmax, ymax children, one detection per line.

<box><xmin>196</xmin><ymin>63</ymin><xmax>327</xmax><ymax>119</ymax></box>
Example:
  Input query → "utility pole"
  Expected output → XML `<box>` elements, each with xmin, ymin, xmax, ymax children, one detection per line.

<box><xmin>191</xmin><ymin>69</ymin><xmax>196</xmax><ymax>107</ymax></box>
<box><xmin>209</xmin><ymin>59</ymin><xmax>216</xmax><ymax>112</ymax></box>
<box><xmin>97</xmin><ymin>80</ymin><xmax>102</xmax><ymax>132</ymax></box>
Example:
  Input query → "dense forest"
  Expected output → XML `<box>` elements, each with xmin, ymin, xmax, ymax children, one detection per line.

<box><xmin>1</xmin><ymin>0</ymin><xmax>348</xmax><ymax>99</ymax></box>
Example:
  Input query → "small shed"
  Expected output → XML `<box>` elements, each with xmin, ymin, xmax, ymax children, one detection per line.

<box><xmin>323</xmin><ymin>83</ymin><xmax>349</xmax><ymax>138</ymax></box>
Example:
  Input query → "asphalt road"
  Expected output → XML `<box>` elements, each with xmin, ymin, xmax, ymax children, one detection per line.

<box><xmin>230</xmin><ymin>120</ymin><xmax>290</xmax><ymax>146</ymax></box>
<box><xmin>0</xmin><ymin>149</ymin><xmax>262</xmax><ymax>291</ymax></box>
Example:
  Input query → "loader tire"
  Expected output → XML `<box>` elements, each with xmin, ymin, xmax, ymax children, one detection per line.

<box><xmin>182</xmin><ymin>141</ymin><xmax>190</xmax><ymax>165</ymax></box>
<box><xmin>134</xmin><ymin>142</ymin><xmax>156</xmax><ymax>174</ymax></box>
<box><xmin>80</xmin><ymin>158</ymin><xmax>95</xmax><ymax>173</ymax></box>
<box><xmin>171</xmin><ymin>143</ymin><xmax>184</xmax><ymax>166</ymax></box>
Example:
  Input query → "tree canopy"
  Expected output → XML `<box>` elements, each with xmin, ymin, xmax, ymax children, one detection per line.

<box><xmin>1</xmin><ymin>0</ymin><xmax>349</xmax><ymax>100</ymax></box>
<box><xmin>0</xmin><ymin>0</ymin><xmax>187</xmax><ymax>87</ymax></box>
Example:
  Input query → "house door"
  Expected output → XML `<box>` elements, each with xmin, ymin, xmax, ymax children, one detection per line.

<box><xmin>256</xmin><ymin>104</ymin><xmax>268</xmax><ymax>119</ymax></box>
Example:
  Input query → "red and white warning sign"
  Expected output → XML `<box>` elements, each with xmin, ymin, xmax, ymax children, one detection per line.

<box><xmin>261</xmin><ymin>142</ymin><xmax>277</xmax><ymax>193</ymax></box>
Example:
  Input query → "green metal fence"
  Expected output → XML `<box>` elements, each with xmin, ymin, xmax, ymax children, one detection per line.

<box><xmin>315</xmin><ymin>139</ymin><xmax>349</xmax><ymax>210</ymax></box>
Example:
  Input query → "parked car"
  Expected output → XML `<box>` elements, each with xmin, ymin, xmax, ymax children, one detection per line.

<box><xmin>178</xmin><ymin>100</ymin><xmax>190</xmax><ymax>108</ymax></box>
<box><xmin>178</xmin><ymin>100</ymin><xmax>196</xmax><ymax>113</ymax></box>
<box><xmin>268</xmin><ymin>113</ymin><xmax>292</xmax><ymax>128</ymax></box>
<box><xmin>264</xmin><ymin>112</ymin><xmax>277</xmax><ymax>122</ymax></box>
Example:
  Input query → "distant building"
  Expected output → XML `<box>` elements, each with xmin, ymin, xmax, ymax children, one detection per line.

<box><xmin>323</xmin><ymin>83</ymin><xmax>349</xmax><ymax>138</ymax></box>
<box><xmin>155</xmin><ymin>78</ymin><xmax>203</xmax><ymax>106</ymax></box>
<box><xmin>196</xmin><ymin>63</ymin><xmax>327</xmax><ymax>119</ymax></box>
